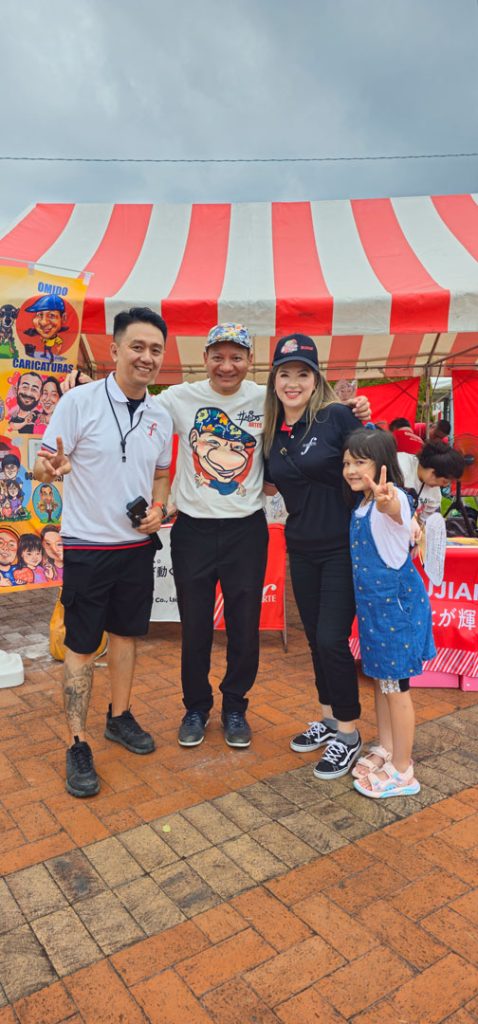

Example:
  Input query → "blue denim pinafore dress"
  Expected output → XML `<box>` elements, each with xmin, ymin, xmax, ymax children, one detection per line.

<box><xmin>351</xmin><ymin>500</ymin><xmax>436</xmax><ymax>680</ymax></box>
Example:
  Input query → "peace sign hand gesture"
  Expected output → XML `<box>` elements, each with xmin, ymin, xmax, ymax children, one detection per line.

<box><xmin>363</xmin><ymin>465</ymin><xmax>401</xmax><ymax>518</ymax></box>
<box><xmin>38</xmin><ymin>437</ymin><xmax>72</xmax><ymax>480</ymax></box>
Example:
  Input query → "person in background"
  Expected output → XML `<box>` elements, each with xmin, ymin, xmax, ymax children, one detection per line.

<box><xmin>343</xmin><ymin>429</ymin><xmax>435</xmax><ymax>798</ymax></box>
<box><xmin>429</xmin><ymin>419</ymin><xmax>451</xmax><ymax>443</ymax></box>
<box><xmin>263</xmin><ymin>335</ymin><xmax>370</xmax><ymax>781</ymax></box>
<box><xmin>398</xmin><ymin>440</ymin><xmax>465</xmax><ymax>525</ymax></box>
<box><xmin>389</xmin><ymin>417</ymin><xmax>423</xmax><ymax>455</ymax></box>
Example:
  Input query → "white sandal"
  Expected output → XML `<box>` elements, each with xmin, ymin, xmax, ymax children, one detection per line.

<box><xmin>353</xmin><ymin>761</ymin><xmax>420</xmax><ymax>799</ymax></box>
<box><xmin>351</xmin><ymin>745</ymin><xmax>392</xmax><ymax>779</ymax></box>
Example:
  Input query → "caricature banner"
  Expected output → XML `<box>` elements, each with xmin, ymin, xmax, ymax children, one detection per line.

<box><xmin>0</xmin><ymin>264</ymin><xmax>87</xmax><ymax>592</ymax></box>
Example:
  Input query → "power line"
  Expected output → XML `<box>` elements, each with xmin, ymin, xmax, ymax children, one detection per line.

<box><xmin>0</xmin><ymin>151</ymin><xmax>476</xmax><ymax>165</ymax></box>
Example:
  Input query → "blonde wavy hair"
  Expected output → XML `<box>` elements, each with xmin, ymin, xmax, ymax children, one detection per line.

<box><xmin>263</xmin><ymin>364</ymin><xmax>338</xmax><ymax>457</ymax></box>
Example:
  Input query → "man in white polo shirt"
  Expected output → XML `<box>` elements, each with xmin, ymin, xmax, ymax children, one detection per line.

<box><xmin>34</xmin><ymin>308</ymin><xmax>172</xmax><ymax>798</ymax></box>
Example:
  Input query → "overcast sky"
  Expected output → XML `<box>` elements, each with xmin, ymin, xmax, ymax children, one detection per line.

<box><xmin>1</xmin><ymin>0</ymin><xmax>477</xmax><ymax>232</ymax></box>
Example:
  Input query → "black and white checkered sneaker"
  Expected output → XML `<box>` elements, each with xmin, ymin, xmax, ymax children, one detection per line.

<box><xmin>313</xmin><ymin>733</ymin><xmax>362</xmax><ymax>780</ymax></box>
<box><xmin>290</xmin><ymin>720</ymin><xmax>337</xmax><ymax>753</ymax></box>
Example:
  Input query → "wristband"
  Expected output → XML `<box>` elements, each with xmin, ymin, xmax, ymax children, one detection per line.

<box><xmin>153</xmin><ymin>502</ymin><xmax>168</xmax><ymax>518</ymax></box>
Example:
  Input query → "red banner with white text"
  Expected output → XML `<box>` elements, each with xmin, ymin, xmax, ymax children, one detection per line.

<box><xmin>417</xmin><ymin>545</ymin><xmax>478</xmax><ymax>654</ymax></box>
<box><xmin>351</xmin><ymin>544</ymin><xmax>478</xmax><ymax>676</ymax></box>
<box><xmin>152</xmin><ymin>523</ymin><xmax>286</xmax><ymax>632</ymax></box>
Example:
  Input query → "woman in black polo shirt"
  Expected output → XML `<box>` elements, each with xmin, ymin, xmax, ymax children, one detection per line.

<box><xmin>263</xmin><ymin>335</ymin><xmax>366</xmax><ymax>781</ymax></box>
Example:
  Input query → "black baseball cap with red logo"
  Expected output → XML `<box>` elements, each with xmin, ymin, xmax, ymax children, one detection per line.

<box><xmin>272</xmin><ymin>334</ymin><xmax>319</xmax><ymax>372</ymax></box>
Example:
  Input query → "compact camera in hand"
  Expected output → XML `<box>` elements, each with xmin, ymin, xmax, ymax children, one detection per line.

<box><xmin>126</xmin><ymin>496</ymin><xmax>149</xmax><ymax>529</ymax></box>
<box><xmin>126</xmin><ymin>496</ymin><xmax>163</xmax><ymax>552</ymax></box>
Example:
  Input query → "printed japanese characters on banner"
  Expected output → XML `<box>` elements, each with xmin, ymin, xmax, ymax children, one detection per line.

<box><xmin>0</xmin><ymin>265</ymin><xmax>87</xmax><ymax>592</ymax></box>
<box><xmin>351</xmin><ymin>546</ymin><xmax>478</xmax><ymax>676</ymax></box>
<box><xmin>420</xmin><ymin>550</ymin><xmax>478</xmax><ymax>652</ymax></box>
<box><xmin>151</xmin><ymin>523</ymin><xmax>286</xmax><ymax>632</ymax></box>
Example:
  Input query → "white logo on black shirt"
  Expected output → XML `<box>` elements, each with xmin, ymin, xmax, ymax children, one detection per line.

<box><xmin>301</xmin><ymin>437</ymin><xmax>318</xmax><ymax>456</ymax></box>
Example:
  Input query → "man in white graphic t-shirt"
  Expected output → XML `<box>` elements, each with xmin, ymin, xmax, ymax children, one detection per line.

<box><xmin>160</xmin><ymin>324</ymin><xmax>267</xmax><ymax>749</ymax></box>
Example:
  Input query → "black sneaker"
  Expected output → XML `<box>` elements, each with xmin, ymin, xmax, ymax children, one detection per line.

<box><xmin>222</xmin><ymin>711</ymin><xmax>251</xmax><ymax>748</ymax></box>
<box><xmin>290</xmin><ymin>720</ymin><xmax>337</xmax><ymax>753</ymax></box>
<box><xmin>66</xmin><ymin>737</ymin><xmax>100</xmax><ymax>798</ymax></box>
<box><xmin>104</xmin><ymin>705</ymin><xmax>155</xmax><ymax>754</ymax></box>
<box><xmin>313</xmin><ymin>734</ymin><xmax>362</xmax><ymax>780</ymax></box>
<box><xmin>178</xmin><ymin>710</ymin><xmax>209</xmax><ymax>747</ymax></box>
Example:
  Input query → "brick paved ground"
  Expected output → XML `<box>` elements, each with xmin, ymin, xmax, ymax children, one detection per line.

<box><xmin>1</xmin><ymin>584</ymin><xmax>478</xmax><ymax>1022</ymax></box>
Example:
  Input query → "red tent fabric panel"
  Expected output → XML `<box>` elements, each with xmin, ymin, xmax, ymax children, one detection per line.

<box><xmin>326</xmin><ymin>336</ymin><xmax>364</xmax><ymax>378</ymax></box>
<box><xmin>432</xmin><ymin>195</ymin><xmax>478</xmax><ymax>262</ymax></box>
<box><xmin>351</xmin><ymin>199</ymin><xmax>450</xmax><ymax>333</ymax></box>
<box><xmin>162</xmin><ymin>204</ymin><xmax>231</xmax><ymax>334</ymax></box>
<box><xmin>359</xmin><ymin>377</ymin><xmax>420</xmax><ymax>427</ymax></box>
<box><xmin>83</xmin><ymin>205</ymin><xmax>153</xmax><ymax>334</ymax></box>
<box><xmin>272</xmin><ymin>202</ymin><xmax>333</xmax><ymax>336</ymax></box>
<box><xmin>446</xmin><ymin>332</ymin><xmax>478</xmax><ymax>369</ymax></box>
<box><xmin>383</xmin><ymin>333</ymin><xmax>425</xmax><ymax>376</ymax></box>
<box><xmin>0</xmin><ymin>203</ymin><xmax>74</xmax><ymax>263</ymax></box>
<box><xmin>1</xmin><ymin>196</ymin><xmax>477</xmax><ymax>340</ymax></box>
<box><xmin>452</xmin><ymin>370</ymin><xmax>478</xmax><ymax>439</ymax></box>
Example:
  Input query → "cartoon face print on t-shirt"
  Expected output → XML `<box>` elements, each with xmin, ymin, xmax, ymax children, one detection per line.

<box><xmin>188</xmin><ymin>407</ymin><xmax>256</xmax><ymax>497</ymax></box>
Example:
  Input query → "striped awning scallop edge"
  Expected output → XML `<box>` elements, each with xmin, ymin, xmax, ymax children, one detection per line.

<box><xmin>1</xmin><ymin>195</ymin><xmax>478</xmax><ymax>375</ymax></box>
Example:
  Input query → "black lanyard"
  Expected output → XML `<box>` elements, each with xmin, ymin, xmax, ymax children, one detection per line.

<box><xmin>408</xmin><ymin>481</ymin><xmax>426</xmax><ymax>511</ymax></box>
<box><xmin>105</xmin><ymin>378</ymin><xmax>144</xmax><ymax>462</ymax></box>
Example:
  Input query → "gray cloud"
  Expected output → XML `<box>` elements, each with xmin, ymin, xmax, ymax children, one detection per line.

<box><xmin>0</xmin><ymin>0</ymin><xmax>477</xmax><ymax>231</ymax></box>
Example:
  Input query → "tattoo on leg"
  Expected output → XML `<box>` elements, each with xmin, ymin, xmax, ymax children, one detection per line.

<box><xmin>64</xmin><ymin>662</ymin><xmax>94</xmax><ymax>734</ymax></box>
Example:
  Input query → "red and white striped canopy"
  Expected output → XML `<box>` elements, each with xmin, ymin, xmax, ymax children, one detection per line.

<box><xmin>1</xmin><ymin>195</ymin><xmax>477</xmax><ymax>378</ymax></box>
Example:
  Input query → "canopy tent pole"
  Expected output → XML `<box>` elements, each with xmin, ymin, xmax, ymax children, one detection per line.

<box><xmin>421</xmin><ymin>334</ymin><xmax>441</xmax><ymax>437</ymax></box>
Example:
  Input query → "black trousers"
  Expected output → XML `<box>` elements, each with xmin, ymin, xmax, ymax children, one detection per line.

<box><xmin>288</xmin><ymin>544</ymin><xmax>360</xmax><ymax>722</ymax></box>
<box><xmin>170</xmin><ymin>510</ymin><xmax>269</xmax><ymax>715</ymax></box>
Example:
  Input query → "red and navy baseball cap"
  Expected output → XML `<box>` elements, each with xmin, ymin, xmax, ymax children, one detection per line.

<box><xmin>272</xmin><ymin>334</ymin><xmax>319</xmax><ymax>371</ymax></box>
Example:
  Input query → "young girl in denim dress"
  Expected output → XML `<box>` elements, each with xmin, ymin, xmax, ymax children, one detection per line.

<box><xmin>343</xmin><ymin>429</ymin><xmax>435</xmax><ymax>798</ymax></box>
